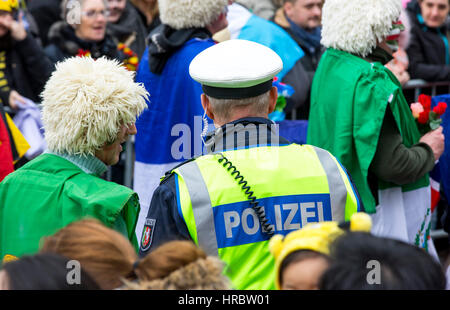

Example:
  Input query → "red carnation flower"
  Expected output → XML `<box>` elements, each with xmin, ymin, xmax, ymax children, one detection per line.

<box><xmin>418</xmin><ymin>110</ymin><xmax>429</xmax><ymax>124</ymax></box>
<box><xmin>418</xmin><ymin>94</ymin><xmax>432</xmax><ymax>110</ymax></box>
<box><xmin>433</xmin><ymin>102</ymin><xmax>447</xmax><ymax>116</ymax></box>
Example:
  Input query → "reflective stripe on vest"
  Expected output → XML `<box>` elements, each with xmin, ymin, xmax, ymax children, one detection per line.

<box><xmin>311</xmin><ymin>146</ymin><xmax>347</xmax><ymax>221</ymax></box>
<box><xmin>178</xmin><ymin>161</ymin><xmax>219</xmax><ymax>256</ymax></box>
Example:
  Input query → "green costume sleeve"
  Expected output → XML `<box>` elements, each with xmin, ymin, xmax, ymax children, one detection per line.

<box><xmin>113</xmin><ymin>215</ymin><xmax>128</xmax><ymax>237</ymax></box>
<box><xmin>121</xmin><ymin>194</ymin><xmax>140</xmax><ymax>252</ymax></box>
<box><xmin>370</xmin><ymin>106</ymin><xmax>435</xmax><ymax>185</ymax></box>
<box><xmin>307</xmin><ymin>49</ymin><xmax>428</xmax><ymax>213</ymax></box>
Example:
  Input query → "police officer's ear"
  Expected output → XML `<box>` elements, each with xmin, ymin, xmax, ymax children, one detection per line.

<box><xmin>201</xmin><ymin>94</ymin><xmax>215</xmax><ymax>121</ymax></box>
<box><xmin>268</xmin><ymin>86</ymin><xmax>278</xmax><ymax>114</ymax></box>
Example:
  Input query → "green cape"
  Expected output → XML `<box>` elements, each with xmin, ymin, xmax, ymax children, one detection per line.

<box><xmin>0</xmin><ymin>153</ymin><xmax>140</xmax><ymax>260</ymax></box>
<box><xmin>307</xmin><ymin>48</ymin><xmax>429</xmax><ymax>214</ymax></box>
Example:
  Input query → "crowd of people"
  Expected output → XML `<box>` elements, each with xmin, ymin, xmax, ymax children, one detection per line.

<box><xmin>0</xmin><ymin>0</ymin><xmax>450</xmax><ymax>291</ymax></box>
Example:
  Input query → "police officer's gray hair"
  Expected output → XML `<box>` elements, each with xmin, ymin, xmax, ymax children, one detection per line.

<box><xmin>207</xmin><ymin>90</ymin><xmax>272</xmax><ymax>120</ymax></box>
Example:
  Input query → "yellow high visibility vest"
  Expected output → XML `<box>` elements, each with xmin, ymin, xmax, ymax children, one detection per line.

<box><xmin>173</xmin><ymin>143</ymin><xmax>360</xmax><ymax>289</ymax></box>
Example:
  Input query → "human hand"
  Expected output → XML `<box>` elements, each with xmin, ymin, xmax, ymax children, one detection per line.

<box><xmin>387</xmin><ymin>64</ymin><xmax>410</xmax><ymax>86</ymax></box>
<box><xmin>0</xmin><ymin>11</ymin><xmax>27</xmax><ymax>41</ymax></box>
<box><xmin>420</xmin><ymin>126</ymin><xmax>445</xmax><ymax>161</ymax></box>
<box><xmin>8</xmin><ymin>90</ymin><xmax>26</xmax><ymax>110</ymax></box>
<box><xmin>396</xmin><ymin>70</ymin><xmax>410</xmax><ymax>86</ymax></box>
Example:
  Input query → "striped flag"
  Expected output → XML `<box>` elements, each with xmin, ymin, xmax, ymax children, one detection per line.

<box><xmin>429</xmin><ymin>162</ymin><xmax>440</xmax><ymax>213</ymax></box>
<box><xmin>431</xmin><ymin>94</ymin><xmax>450</xmax><ymax>213</ymax></box>
<box><xmin>0</xmin><ymin>103</ymin><xmax>30</xmax><ymax>181</ymax></box>
<box><xmin>0</xmin><ymin>104</ymin><xmax>14</xmax><ymax>181</ymax></box>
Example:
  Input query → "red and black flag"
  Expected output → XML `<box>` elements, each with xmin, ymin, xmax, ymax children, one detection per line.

<box><xmin>0</xmin><ymin>102</ymin><xmax>14</xmax><ymax>181</ymax></box>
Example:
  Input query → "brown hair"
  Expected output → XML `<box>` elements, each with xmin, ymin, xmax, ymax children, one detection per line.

<box><xmin>134</xmin><ymin>240</ymin><xmax>207</xmax><ymax>281</ymax></box>
<box><xmin>129</xmin><ymin>0</ymin><xmax>159</xmax><ymax>26</ymax></box>
<box><xmin>40</xmin><ymin>219</ymin><xmax>228</xmax><ymax>290</ymax></box>
<box><xmin>40</xmin><ymin>218</ymin><xmax>137</xmax><ymax>289</ymax></box>
<box><xmin>125</xmin><ymin>242</ymin><xmax>230</xmax><ymax>290</ymax></box>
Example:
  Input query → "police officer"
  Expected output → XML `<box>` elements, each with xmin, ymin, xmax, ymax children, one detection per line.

<box><xmin>139</xmin><ymin>39</ymin><xmax>362</xmax><ymax>290</ymax></box>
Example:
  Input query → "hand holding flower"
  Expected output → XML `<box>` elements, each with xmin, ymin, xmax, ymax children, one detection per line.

<box><xmin>410</xmin><ymin>94</ymin><xmax>447</xmax><ymax>134</ymax></box>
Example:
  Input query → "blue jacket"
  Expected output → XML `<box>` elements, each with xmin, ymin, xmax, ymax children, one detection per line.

<box><xmin>135</xmin><ymin>38</ymin><xmax>215</xmax><ymax>165</ymax></box>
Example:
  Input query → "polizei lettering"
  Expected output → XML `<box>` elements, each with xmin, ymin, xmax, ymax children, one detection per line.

<box><xmin>214</xmin><ymin>194</ymin><xmax>332</xmax><ymax>248</ymax></box>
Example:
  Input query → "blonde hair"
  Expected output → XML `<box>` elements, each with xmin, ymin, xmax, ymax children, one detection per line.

<box><xmin>40</xmin><ymin>219</ymin><xmax>230</xmax><ymax>290</ymax></box>
<box><xmin>41</xmin><ymin>56</ymin><xmax>148</xmax><ymax>156</ymax></box>
<box><xmin>321</xmin><ymin>0</ymin><xmax>402</xmax><ymax>57</ymax></box>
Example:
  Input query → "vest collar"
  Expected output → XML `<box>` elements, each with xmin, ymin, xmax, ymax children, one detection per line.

<box><xmin>204</xmin><ymin>117</ymin><xmax>288</xmax><ymax>153</ymax></box>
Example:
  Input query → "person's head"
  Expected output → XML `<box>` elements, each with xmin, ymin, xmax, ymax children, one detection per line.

<box><xmin>270</xmin><ymin>212</ymin><xmax>373</xmax><ymax>290</ymax></box>
<box><xmin>122</xmin><ymin>240</ymin><xmax>231</xmax><ymax>290</ymax></box>
<box><xmin>279</xmin><ymin>250</ymin><xmax>330</xmax><ymax>290</ymax></box>
<box><xmin>40</xmin><ymin>219</ymin><xmax>139</xmax><ymax>289</ymax></box>
<box><xmin>319</xmin><ymin>232</ymin><xmax>447</xmax><ymax>290</ymax></box>
<box><xmin>106</xmin><ymin>0</ymin><xmax>127</xmax><ymax>23</ymax></box>
<box><xmin>283</xmin><ymin>0</ymin><xmax>323</xmax><ymax>31</ymax></box>
<box><xmin>41</xmin><ymin>56</ymin><xmax>148</xmax><ymax>166</ymax></box>
<box><xmin>129</xmin><ymin>0</ymin><xmax>159</xmax><ymax>22</ymax></box>
<box><xmin>41</xmin><ymin>219</ymin><xmax>230</xmax><ymax>289</ymax></box>
<box><xmin>201</xmin><ymin>90</ymin><xmax>278</xmax><ymax>127</ymax></box>
<box><xmin>62</xmin><ymin>0</ymin><xmax>109</xmax><ymax>42</ymax></box>
<box><xmin>189</xmin><ymin>39</ymin><xmax>282</xmax><ymax>127</ymax></box>
<box><xmin>0</xmin><ymin>0</ymin><xmax>18</xmax><ymax>38</ymax></box>
<box><xmin>158</xmin><ymin>0</ymin><xmax>228</xmax><ymax>34</ymax></box>
<box><xmin>269</xmin><ymin>222</ymin><xmax>342</xmax><ymax>290</ymax></box>
<box><xmin>321</xmin><ymin>0</ymin><xmax>402</xmax><ymax>57</ymax></box>
<box><xmin>0</xmin><ymin>253</ymin><xmax>100</xmax><ymax>290</ymax></box>
<box><xmin>418</xmin><ymin>0</ymin><xmax>450</xmax><ymax>28</ymax></box>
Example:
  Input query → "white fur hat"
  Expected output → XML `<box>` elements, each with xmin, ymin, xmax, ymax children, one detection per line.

<box><xmin>41</xmin><ymin>56</ymin><xmax>149</xmax><ymax>156</ymax></box>
<box><xmin>321</xmin><ymin>0</ymin><xmax>402</xmax><ymax>57</ymax></box>
<box><xmin>159</xmin><ymin>0</ymin><xmax>228</xmax><ymax>30</ymax></box>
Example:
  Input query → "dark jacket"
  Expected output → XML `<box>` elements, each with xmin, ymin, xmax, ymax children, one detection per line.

<box><xmin>28</xmin><ymin>0</ymin><xmax>63</xmax><ymax>47</ymax></box>
<box><xmin>271</xmin><ymin>8</ymin><xmax>323</xmax><ymax>118</ymax></box>
<box><xmin>406</xmin><ymin>1</ymin><xmax>450</xmax><ymax>81</ymax></box>
<box><xmin>366</xmin><ymin>47</ymin><xmax>435</xmax><ymax>204</ymax></box>
<box><xmin>107</xmin><ymin>1</ymin><xmax>148</xmax><ymax>58</ymax></box>
<box><xmin>138</xmin><ymin>117</ymin><xmax>291</xmax><ymax>257</ymax></box>
<box><xmin>44</xmin><ymin>21</ymin><xmax>123</xmax><ymax>64</ymax></box>
<box><xmin>272</xmin><ymin>8</ymin><xmax>324</xmax><ymax>77</ymax></box>
<box><xmin>0</xmin><ymin>33</ymin><xmax>53</xmax><ymax>106</ymax></box>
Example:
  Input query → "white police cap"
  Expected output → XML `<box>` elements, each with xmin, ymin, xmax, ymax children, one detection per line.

<box><xmin>189</xmin><ymin>39</ymin><xmax>283</xmax><ymax>99</ymax></box>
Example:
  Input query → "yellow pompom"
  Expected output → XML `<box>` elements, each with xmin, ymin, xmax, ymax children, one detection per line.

<box><xmin>2</xmin><ymin>254</ymin><xmax>18</xmax><ymax>263</ymax></box>
<box><xmin>350</xmin><ymin>212</ymin><xmax>372</xmax><ymax>232</ymax></box>
<box><xmin>0</xmin><ymin>0</ymin><xmax>18</xmax><ymax>12</ymax></box>
<box><xmin>269</xmin><ymin>234</ymin><xmax>284</xmax><ymax>259</ymax></box>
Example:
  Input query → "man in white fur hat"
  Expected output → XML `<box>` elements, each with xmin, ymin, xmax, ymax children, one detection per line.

<box><xmin>0</xmin><ymin>56</ymin><xmax>149</xmax><ymax>262</ymax></box>
<box><xmin>307</xmin><ymin>0</ymin><xmax>444</xmax><ymax>256</ymax></box>
<box><xmin>139</xmin><ymin>39</ymin><xmax>361</xmax><ymax>289</ymax></box>
<box><xmin>133</xmin><ymin>0</ymin><xmax>230</xmax><ymax>241</ymax></box>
